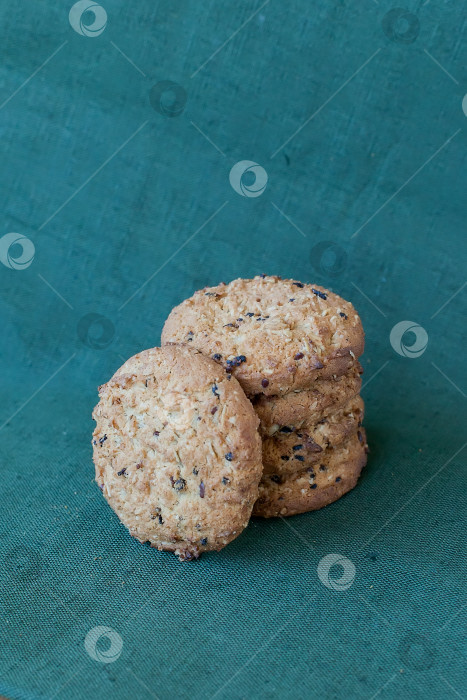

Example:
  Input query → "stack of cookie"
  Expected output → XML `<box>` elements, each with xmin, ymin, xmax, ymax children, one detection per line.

<box><xmin>162</xmin><ymin>275</ymin><xmax>368</xmax><ymax>518</ymax></box>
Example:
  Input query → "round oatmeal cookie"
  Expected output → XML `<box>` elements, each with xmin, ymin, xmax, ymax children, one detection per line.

<box><xmin>253</xmin><ymin>365</ymin><xmax>362</xmax><ymax>434</ymax></box>
<box><xmin>161</xmin><ymin>276</ymin><xmax>364</xmax><ymax>397</ymax></box>
<box><xmin>253</xmin><ymin>430</ymin><xmax>368</xmax><ymax>518</ymax></box>
<box><xmin>262</xmin><ymin>396</ymin><xmax>364</xmax><ymax>477</ymax></box>
<box><xmin>92</xmin><ymin>345</ymin><xmax>262</xmax><ymax>561</ymax></box>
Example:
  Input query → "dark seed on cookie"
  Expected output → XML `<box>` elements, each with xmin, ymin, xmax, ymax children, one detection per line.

<box><xmin>153</xmin><ymin>430</ymin><xmax>160</xmax><ymax>436</ymax></box>
<box><xmin>117</xmin><ymin>468</ymin><xmax>126</xmax><ymax>476</ymax></box>
<box><xmin>339</xmin><ymin>312</ymin><xmax>348</xmax><ymax>319</ymax></box>
<box><xmin>295</xmin><ymin>455</ymin><xmax>305</xmax><ymax>462</ymax></box>
<box><xmin>212</xmin><ymin>353</ymin><xmax>222</xmax><ymax>361</ymax></box>
<box><xmin>310</xmin><ymin>483</ymin><xmax>318</xmax><ymax>489</ymax></box>
<box><xmin>211</xmin><ymin>406</ymin><xmax>218</xmax><ymax>415</ymax></box>
<box><xmin>99</xmin><ymin>435</ymin><xmax>107</xmax><ymax>445</ymax></box>
<box><xmin>280</xmin><ymin>426</ymin><xmax>293</xmax><ymax>433</ymax></box>
<box><xmin>294</xmin><ymin>352</ymin><xmax>304</xmax><ymax>360</ymax></box>
<box><xmin>259</xmin><ymin>273</ymin><xmax>266</xmax><ymax>278</ymax></box>
<box><xmin>93</xmin><ymin>440</ymin><xmax>97</xmax><ymax>445</ymax></box>
<box><xmin>226</xmin><ymin>356</ymin><xmax>247</xmax><ymax>371</ymax></box>
<box><xmin>270</xmin><ymin>475</ymin><xmax>282</xmax><ymax>483</ymax></box>
<box><xmin>306</xmin><ymin>469</ymin><xmax>315</xmax><ymax>476</ymax></box>
<box><xmin>357</xmin><ymin>431</ymin><xmax>363</xmax><ymax>443</ymax></box>
<box><xmin>293</xmin><ymin>445</ymin><xmax>303</xmax><ymax>451</ymax></box>
<box><xmin>246</xmin><ymin>312</ymin><xmax>255</xmax><ymax>317</ymax></box>
<box><xmin>205</xmin><ymin>292</ymin><xmax>218</xmax><ymax>297</ymax></box>
<box><xmin>181</xmin><ymin>551</ymin><xmax>195</xmax><ymax>561</ymax></box>
<box><xmin>319</xmin><ymin>465</ymin><xmax>327</xmax><ymax>471</ymax></box>
<box><xmin>158</xmin><ymin>514</ymin><xmax>164</xmax><ymax>524</ymax></box>
<box><xmin>225</xmin><ymin>452</ymin><xmax>234</xmax><ymax>461</ymax></box>
<box><xmin>173</xmin><ymin>479</ymin><xmax>186</xmax><ymax>491</ymax></box>
<box><xmin>193</xmin><ymin>467</ymin><xmax>199</xmax><ymax>475</ymax></box>
<box><xmin>335</xmin><ymin>477</ymin><xmax>342</xmax><ymax>482</ymax></box>
<box><xmin>199</xmin><ymin>482</ymin><xmax>205</xmax><ymax>498</ymax></box>
<box><xmin>312</xmin><ymin>288</ymin><xmax>327</xmax><ymax>300</ymax></box>
<box><xmin>237</xmin><ymin>318</ymin><xmax>243</xmax><ymax>322</ymax></box>
<box><xmin>200</xmin><ymin>537</ymin><xmax>208</xmax><ymax>545</ymax></box>
<box><xmin>261</xmin><ymin>378</ymin><xmax>269</xmax><ymax>388</ymax></box>
<box><xmin>212</xmin><ymin>384</ymin><xmax>220</xmax><ymax>398</ymax></box>
<box><xmin>136</xmin><ymin>463</ymin><xmax>143</xmax><ymax>469</ymax></box>
<box><xmin>293</xmin><ymin>282</ymin><xmax>304</xmax><ymax>288</ymax></box>
<box><xmin>289</xmin><ymin>298</ymin><xmax>295</xmax><ymax>302</ymax></box>
<box><xmin>280</xmin><ymin>455</ymin><xmax>290</xmax><ymax>461</ymax></box>
<box><xmin>222</xmin><ymin>477</ymin><xmax>230</xmax><ymax>485</ymax></box>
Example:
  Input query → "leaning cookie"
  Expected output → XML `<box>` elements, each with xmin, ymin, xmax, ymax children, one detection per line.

<box><xmin>253</xmin><ymin>365</ymin><xmax>362</xmax><ymax>436</ymax></box>
<box><xmin>253</xmin><ymin>430</ymin><xmax>367</xmax><ymax>518</ymax></box>
<box><xmin>92</xmin><ymin>345</ymin><xmax>262</xmax><ymax>561</ymax></box>
<box><xmin>161</xmin><ymin>276</ymin><xmax>364</xmax><ymax>397</ymax></box>
<box><xmin>262</xmin><ymin>396</ymin><xmax>364</xmax><ymax>477</ymax></box>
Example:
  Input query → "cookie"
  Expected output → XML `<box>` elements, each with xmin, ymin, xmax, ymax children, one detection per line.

<box><xmin>253</xmin><ymin>430</ymin><xmax>367</xmax><ymax>518</ymax></box>
<box><xmin>253</xmin><ymin>365</ymin><xmax>362</xmax><ymax>435</ymax></box>
<box><xmin>161</xmin><ymin>276</ymin><xmax>364</xmax><ymax>397</ymax></box>
<box><xmin>92</xmin><ymin>345</ymin><xmax>262</xmax><ymax>561</ymax></box>
<box><xmin>262</xmin><ymin>396</ymin><xmax>364</xmax><ymax>477</ymax></box>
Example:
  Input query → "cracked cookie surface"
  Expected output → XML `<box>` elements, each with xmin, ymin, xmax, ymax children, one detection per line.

<box><xmin>161</xmin><ymin>276</ymin><xmax>364</xmax><ymax>397</ymax></box>
<box><xmin>92</xmin><ymin>345</ymin><xmax>262</xmax><ymax>561</ymax></box>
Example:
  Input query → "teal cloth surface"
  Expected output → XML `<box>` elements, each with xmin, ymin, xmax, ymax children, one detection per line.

<box><xmin>1</xmin><ymin>1</ymin><xmax>466</xmax><ymax>698</ymax></box>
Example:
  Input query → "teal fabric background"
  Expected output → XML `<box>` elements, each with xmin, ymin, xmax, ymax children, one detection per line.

<box><xmin>0</xmin><ymin>1</ymin><xmax>466</xmax><ymax>698</ymax></box>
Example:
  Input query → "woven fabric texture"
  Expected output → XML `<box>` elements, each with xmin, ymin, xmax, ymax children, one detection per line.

<box><xmin>0</xmin><ymin>1</ymin><xmax>466</xmax><ymax>698</ymax></box>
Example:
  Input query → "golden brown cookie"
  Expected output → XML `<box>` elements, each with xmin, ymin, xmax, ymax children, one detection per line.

<box><xmin>262</xmin><ymin>396</ymin><xmax>364</xmax><ymax>477</ymax></box>
<box><xmin>92</xmin><ymin>345</ymin><xmax>262</xmax><ymax>561</ymax></box>
<box><xmin>253</xmin><ymin>430</ymin><xmax>367</xmax><ymax>518</ymax></box>
<box><xmin>253</xmin><ymin>365</ymin><xmax>362</xmax><ymax>434</ymax></box>
<box><xmin>161</xmin><ymin>276</ymin><xmax>364</xmax><ymax>397</ymax></box>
